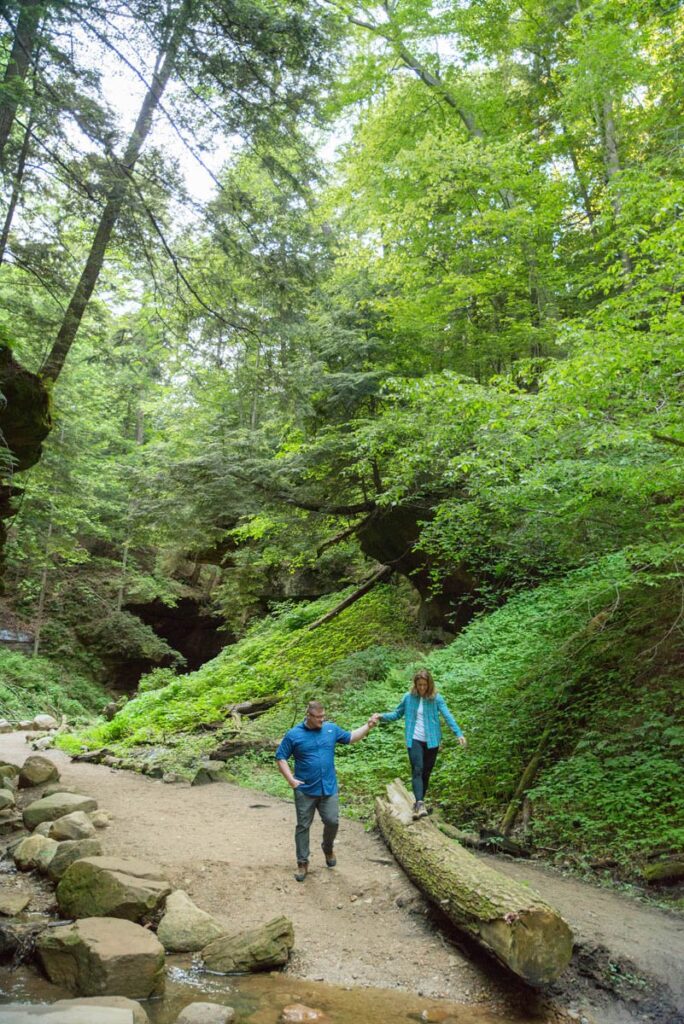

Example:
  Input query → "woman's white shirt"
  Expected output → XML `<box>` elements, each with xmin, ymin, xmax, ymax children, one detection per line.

<box><xmin>413</xmin><ymin>698</ymin><xmax>427</xmax><ymax>742</ymax></box>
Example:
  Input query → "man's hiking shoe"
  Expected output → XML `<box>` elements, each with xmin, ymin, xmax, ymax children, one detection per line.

<box><xmin>412</xmin><ymin>801</ymin><xmax>428</xmax><ymax>820</ymax></box>
<box><xmin>322</xmin><ymin>843</ymin><xmax>337</xmax><ymax>868</ymax></box>
<box><xmin>294</xmin><ymin>862</ymin><xmax>308</xmax><ymax>882</ymax></box>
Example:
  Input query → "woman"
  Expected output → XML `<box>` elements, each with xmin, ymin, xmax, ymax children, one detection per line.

<box><xmin>376</xmin><ymin>669</ymin><xmax>466</xmax><ymax>818</ymax></box>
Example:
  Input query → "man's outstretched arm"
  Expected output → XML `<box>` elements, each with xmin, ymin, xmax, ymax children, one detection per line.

<box><xmin>349</xmin><ymin>717</ymin><xmax>377</xmax><ymax>744</ymax></box>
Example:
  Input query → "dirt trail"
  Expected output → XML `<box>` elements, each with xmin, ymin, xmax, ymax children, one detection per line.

<box><xmin>1</xmin><ymin>733</ymin><xmax>683</xmax><ymax>1024</ymax></box>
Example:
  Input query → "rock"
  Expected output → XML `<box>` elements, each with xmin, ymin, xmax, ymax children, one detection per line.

<box><xmin>13</xmin><ymin>834</ymin><xmax>59</xmax><ymax>872</ymax></box>
<box><xmin>34</xmin><ymin>821</ymin><xmax>53</xmax><ymax>836</ymax></box>
<box><xmin>0</xmin><ymin>890</ymin><xmax>31</xmax><ymax>915</ymax></box>
<box><xmin>48</xmin><ymin>838</ymin><xmax>104</xmax><ymax>882</ymax></box>
<box><xmin>49</xmin><ymin>811</ymin><xmax>96</xmax><ymax>841</ymax></box>
<box><xmin>190</xmin><ymin>761</ymin><xmax>228</xmax><ymax>786</ymax></box>
<box><xmin>0</xmin><ymin>719</ymin><xmax>13</xmax><ymax>733</ymax></box>
<box><xmin>23</xmin><ymin>792</ymin><xmax>97</xmax><ymax>830</ymax></box>
<box><xmin>18</xmin><ymin>755</ymin><xmax>59</xmax><ymax>788</ymax></box>
<box><xmin>42</xmin><ymin>783</ymin><xmax>79</xmax><ymax>796</ymax></box>
<box><xmin>103</xmin><ymin>702</ymin><xmax>119</xmax><ymax>721</ymax></box>
<box><xmin>0</xmin><ymin>787</ymin><xmax>16</xmax><ymax>809</ymax></box>
<box><xmin>201</xmin><ymin>916</ymin><xmax>294</xmax><ymax>973</ymax></box>
<box><xmin>36</xmin><ymin>916</ymin><xmax>165</xmax><ymax>997</ymax></box>
<box><xmin>0</xmin><ymin>811</ymin><xmax>23</xmax><ymax>835</ymax></box>
<box><xmin>52</xmin><ymin>996</ymin><xmax>150</xmax><ymax>1023</ymax></box>
<box><xmin>57</xmin><ymin>857</ymin><xmax>171</xmax><ymax>921</ymax></box>
<box><xmin>175</xmin><ymin>1003</ymin><xmax>235</xmax><ymax>1024</ymax></box>
<box><xmin>0</xmin><ymin>763</ymin><xmax>20</xmax><ymax>779</ymax></box>
<box><xmin>157</xmin><ymin>890</ymin><xmax>226</xmax><ymax>952</ymax></box>
<box><xmin>33</xmin><ymin>714</ymin><xmax>59</xmax><ymax>730</ymax></box>
<box><xmin>280</xmin><ymin>1005</ymin><xmax>330</xmax><ymax>1024</ymax></box>
<box><xmin>18</xmin><ymin>720</ymin><xmax>37</xmax><ymax>730</ymax></box>
<box><xmin>0</xmin><ymin>1005</ymin><xmax>134</xmax><ymax>1023</ymax></box>
<box><xmin>162</xmin><ymin>773</ymin><xmax>182</xmax><ymax>784</ymax></box>
<box><xmin>90</xmin><ymin>810</ymin><xmax>113</xmax><ymax>829</ymax></box>
<box><xmin>32</xmin><ymin>736</ymin><xmax>55</xmax><ymax>751</ymax></box>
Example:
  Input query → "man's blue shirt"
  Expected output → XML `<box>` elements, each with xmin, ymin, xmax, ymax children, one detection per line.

<box><xmin>275</xmin><ymin>720</ymin><xmax>351</xmax><ymax>796</ymax></box>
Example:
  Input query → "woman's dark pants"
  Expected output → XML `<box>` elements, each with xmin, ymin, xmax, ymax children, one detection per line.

<box><xmin>408</xmin><ymin>740</ymin><xmax>439</xmax><ymax>802</ymax></box>
<box><xmin>293</xmin><ymin>789</ymin><xmax>339</xmax><ymax>864</ymax></box>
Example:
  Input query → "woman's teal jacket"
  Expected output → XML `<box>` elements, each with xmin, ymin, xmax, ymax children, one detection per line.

<box><xmin>380</xmin><ymin>692</ymin><xmax>463</xmax><ymax>749</ymax></box>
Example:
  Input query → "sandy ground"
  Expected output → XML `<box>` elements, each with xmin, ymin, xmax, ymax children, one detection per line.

<box><xmin>1</xmin><ymin>733</ymin><xmax>683</xmax><ymax>1024</ymax></box>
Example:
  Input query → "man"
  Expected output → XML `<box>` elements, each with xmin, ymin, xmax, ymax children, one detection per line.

<box><xmin>275</xmin><ymin>699</ymin><xmax>377</xmax><ymax>881</ymax></box>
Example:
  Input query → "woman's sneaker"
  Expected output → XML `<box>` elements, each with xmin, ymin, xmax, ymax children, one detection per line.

<box><xmin>412</xmin><ymin>800</ymin><xmax>428</xmax><ymax>819</ymax></box>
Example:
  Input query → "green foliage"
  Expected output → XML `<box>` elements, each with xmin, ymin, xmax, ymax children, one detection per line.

<box><xmin>62</xmin><ymin>583</ymin><xmax>418</xmax><ymax>749</ymax></box>
<box><xmin>0</xmin><ymin>650</ymin><xmax>108</xmax><ymax>720</ymax></box>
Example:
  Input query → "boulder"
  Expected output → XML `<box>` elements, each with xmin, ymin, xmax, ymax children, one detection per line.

<box><xmin>13</xmin><ymin>834</ymin><xmax>59</xmax><ymax>872</ymax></box>
<box><xmin>42</xmin><ymin>783</ymin><xmax>79</xmax><ymax>797</ymax></box>
<box><xmin>57</xmin><ymin>857</ymin><xmax>171</xmax><ymax>921</ymax></box>
<box><xmin>90</xmin><ymin>810</ymin><xmax>113</xmax><ymax>829</ymax></box>
<box><xmin>0</xmin><ymin>890</ymin><xmax>31</xmax><ymax>916</ymax></box>
<box><xmin>0</xmin><ymin>763</ymin><xmax>19</xmax><ymax>779</ymax></box>
<box><xmin>190</xmin><ymin>761</ymin><xmax>228</xmax><ymax>786</ymax></box>
<box><xmin>0</xmin><ymin>787</ymin><xmax>16</xmax><ymax>809</ymax></box>
<box><xmin>19</xmin><ymin>755</ymin><xmax>59</xmax><ymax>788</ymax></box>
<box><xmin>175</xmin><ymin>1003</ymin><xmax>235</xmax><ymax>1024</ymax></box>
<box><xmin>33</xmin><ymin>714</ymin><xmax>59</xmax><ymax>730</ymax></box>
<box><xmin>48</xmin><ymin>838</ymin><xmax>104</xmax><ymax>882</ymax></box>
<box><xmin>34</xmin><ymin>821</ymin><xmax>53</xmax><ymax>836</ymax></box>
<box><xmin>53</xmin><ymin>997</ymin><xmax>149</xmax><ymax>1024</ymax></box>
<box><xmin>201</xmin><ymin>916</ymin><xmax>294</xmax><ymax>973</ymax></box>
<box><xmin>0</xmin><ymin>719</ymin><xmax>13</xmax><ymax>733</ymax></box>
<box><xmin>23</xmin><ymin>792</ymin><xmax>97</xmax><ymax>830</ymax></box>
<box><xmin>18</xmin><ymin>720</ymin><xmax>37</xmax><ymax>730</ymax></box>
<box><xmin>36</xmin><ymin>916</ymin><xmax>165</xmax><ymax>997</ymax></box>
<box><xmin>49</xmin><ymin>811</ymin><xmax>96</xmax><ymax>841</ymax></box>
<box><xmin>157</xmin><ymin>890</ymin><xmax>226</xmax><ymax>952</ymax></box>
<box><xmin>280</xmin><ymin>1006</ymin><xmax>330</xmax><ymax>1024</ymax></box>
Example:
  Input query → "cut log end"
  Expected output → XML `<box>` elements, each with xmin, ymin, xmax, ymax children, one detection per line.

<box><xmin>479</xmin><ymin>907</ymin><xmax>573</xmax><ymax>987</ymax></box>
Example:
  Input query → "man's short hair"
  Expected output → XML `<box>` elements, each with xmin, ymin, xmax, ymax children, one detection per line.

<box><xmin>306</xmin><ymin>700</ymin><xmax>325</xmax><ymax>713</ymax></box>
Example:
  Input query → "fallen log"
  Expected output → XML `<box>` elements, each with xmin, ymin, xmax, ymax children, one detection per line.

<box><xmin>209</xmin><ymin>736</ymin><xmax>277</xmax><ymax>761</ymax></box>
<box><xmin>375</xmin><ymin>779</ymin><xmax>573</xmax><ymax>986</ymax></box>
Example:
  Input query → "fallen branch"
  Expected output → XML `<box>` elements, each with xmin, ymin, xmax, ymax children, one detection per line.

<box><xmin>306</xmin><ymin>565</ymin><xmax>393</xmax><ymax>631</ymax></box>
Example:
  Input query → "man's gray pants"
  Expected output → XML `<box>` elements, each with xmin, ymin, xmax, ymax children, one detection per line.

<box><xmin>293</xmin><ymin>789</ymin><xmax>339</xmax><ymax>864</ymax></box>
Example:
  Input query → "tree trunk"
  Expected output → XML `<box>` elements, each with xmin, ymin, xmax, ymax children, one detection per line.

<box><xmin>500</xmin><ymin>728</ymin><xmax>551</xmax><ymax>836</ymax></box>
<box><xmin>0</xmin><ymin>112</ymin><xmax>32</xmax><ymax>264</ymax></box>
<box><xmin>32</xmin><ymin>519</ymin><xmax>53</xmax><ymax>657</ymax></box>
<box><xmin>375</xmin><ymin>779</ymin><xmax>573</xmax><ymax>985</ymax></box>
<box><xmin>40</xmin><ymin>0</ymin><xmax>191</xmax><ymax>384</ymax></box>
<box><xmin>0</xmin><ymin>0</ymin><xmax>42</xmax><ymax>167</ymax></box>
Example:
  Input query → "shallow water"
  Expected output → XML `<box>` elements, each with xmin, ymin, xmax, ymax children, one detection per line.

<box><xmin>0</xmin><ymin>959</ymin><xmax>549</xmax><ymax>1024</ymax></box>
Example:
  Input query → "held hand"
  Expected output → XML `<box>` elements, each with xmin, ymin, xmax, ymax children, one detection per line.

<box><xmin>368</xmin><ymin>713</ymin><xmax>381</xmax><ymax>727</ymax></box>
<box><xmin>458</xmin><ymin>735</ymin><xmax>467</xmax><ymax>748</ymax></box>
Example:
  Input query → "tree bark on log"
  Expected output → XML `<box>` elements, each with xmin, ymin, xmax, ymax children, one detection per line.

<box><xmin>375</xmin><ymin>779</ymin><xmax>573</xmax><ymax>985</ymax></box>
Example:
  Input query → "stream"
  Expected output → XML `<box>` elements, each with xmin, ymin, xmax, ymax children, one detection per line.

<box><xmin>0</xmin><ymin>959</ymin><xmax>547</xmax><ymax>1024</ymax></box>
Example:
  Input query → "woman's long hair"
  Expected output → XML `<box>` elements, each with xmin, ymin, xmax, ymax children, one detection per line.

<box><xmin>411</xmin><ymin>668</ymin><xmax>436</xmax><ymax>698</ymax></box>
